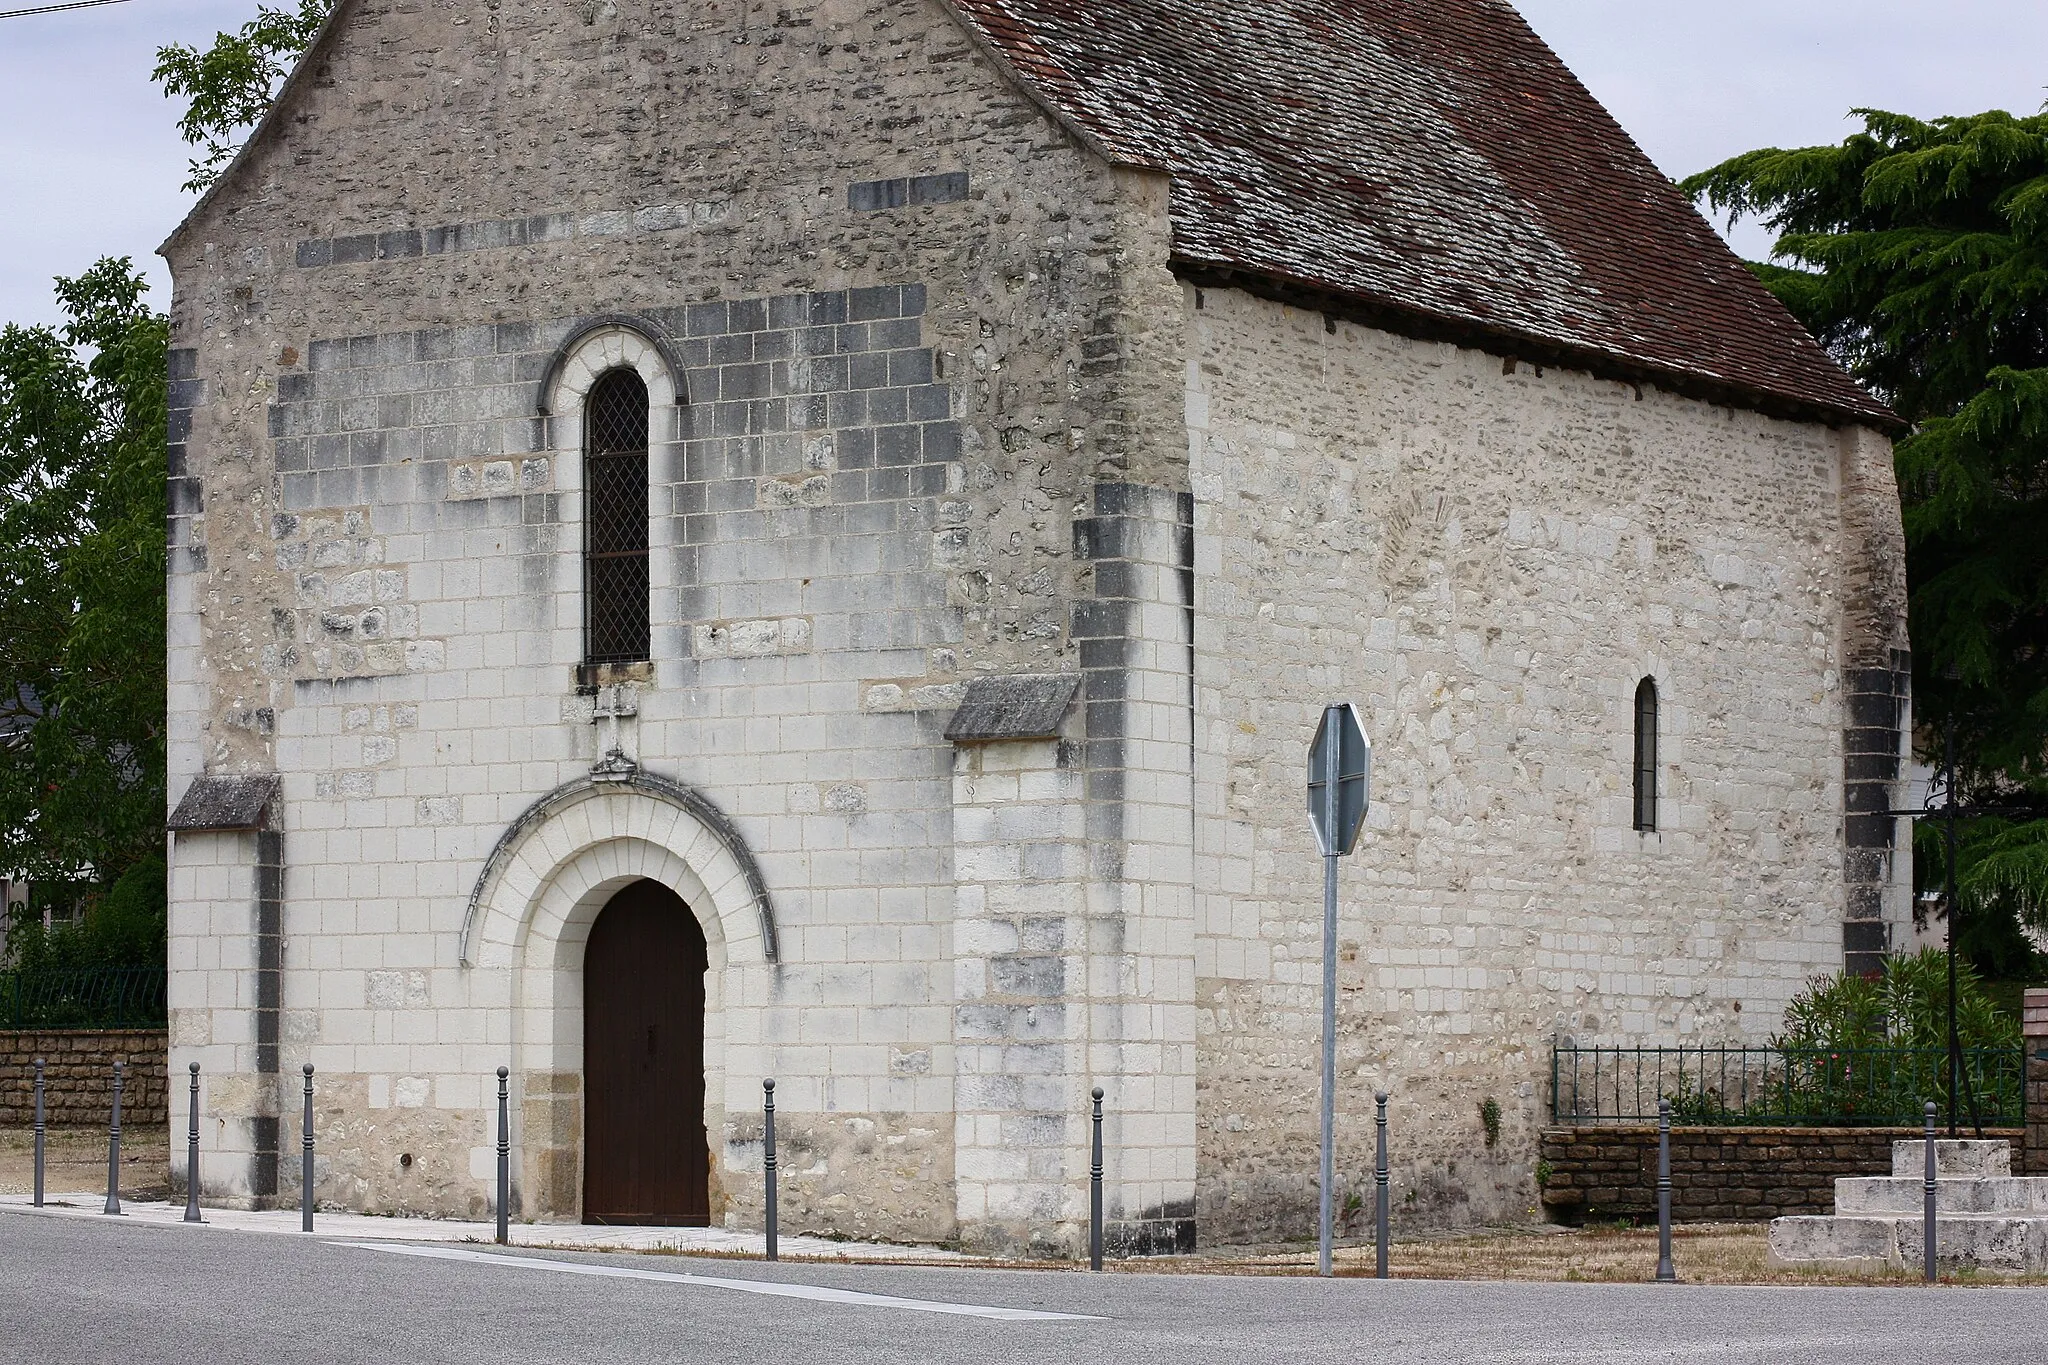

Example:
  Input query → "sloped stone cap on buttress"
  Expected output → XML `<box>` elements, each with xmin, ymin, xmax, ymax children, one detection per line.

<box><xmin>940</xmin><ymin>0</ymin><xmax>1894</xmax><ymax>428</ymax></box>
<box><xmin>168</xmin><ymin>773</ymin><xmax>281</xmax><ymax>831</ymax></box>
<box><xmin>944</xmin><ymin>673</ymin><xmax>1080</xmax><ymax>742</ymax></box>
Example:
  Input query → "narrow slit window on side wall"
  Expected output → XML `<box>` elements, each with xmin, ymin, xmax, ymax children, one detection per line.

<box><xmin>1633</xmin><ymin>676</ymin><xmax>1658</xmax><ymax>832</ymax></box>
<box><xmin>584</xmin><ymin>367</ymin><xmax>650</xmax><ymax>664</ymax></box>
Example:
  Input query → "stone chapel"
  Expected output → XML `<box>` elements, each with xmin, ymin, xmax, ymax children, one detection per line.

<box><xmin>161</xmin><ymin>0</ymin><xmax>1911</xmax><ymax>1251</ymax></box>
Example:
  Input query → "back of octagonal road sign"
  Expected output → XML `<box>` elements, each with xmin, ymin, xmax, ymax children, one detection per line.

<box><xmin>1307</xmin><ymin>702</ymin><xmax>1371</xmax><ymax>856</ymax></box>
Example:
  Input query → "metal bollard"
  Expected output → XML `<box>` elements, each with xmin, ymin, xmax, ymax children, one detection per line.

<box><xmin>301</xmin><ymin>1063</ymin><xmax>315</xmax><ymax>1233</ymax></box>
<box><xmin>1655</xmin><ymin>1099</ymin><xmax>1676</xmax><ymax>1282</ymax></box>
<box><xmin>1374</xmin><ymin>1090</ymin><xmax>1390</xmax><ymax>1279</ymax></box>
<box><xmin>32</xmin><ymin>1058</ymin><xmax>45</xmax><ymax>1208</ymax></box>
<box><xmin>103</xmin><ymin>1060</ymin><xmax>125</xmax><ymax>1216</ymax></box>
<box><xmin>184</xmin><ymin>1063</ymin><xmax>204</xmax><ymax>1223</ymax></box>
<box><xmin>1090</xmin><ymin>1087</ymin><xmax>1105</xmax><ymax>1272</ymax></box>
<box><xmin>1923</xmin><ymin>1100</ymin><xmax>1938</xmax><ymax>1282</ymax></box>
<box><xmin>496</xmin><ymin>1066</ymin><xmax>510</xmax><ymax>1246</ymax></box>
<box><xmin>763</xmin><ymin>1078</ymin><xmax>778</xmax><ymax>1262</ymax></box>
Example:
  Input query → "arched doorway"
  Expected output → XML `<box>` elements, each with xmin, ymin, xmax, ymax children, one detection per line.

<box><xmin>583</xmin><ymin>878</ymin><xmax>710</xmax><ymax>1225</ymax></box>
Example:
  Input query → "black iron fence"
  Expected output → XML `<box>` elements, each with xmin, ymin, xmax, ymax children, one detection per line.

<box><xmin>0</xmin><ymin>968</ymin><xmax>167</xmax><ymax>1029</ymax></box>
<box><xmin>1550</xmin><ymin>1041</ymin><xmax>2026</xmax><ymax>1127</ymax></box>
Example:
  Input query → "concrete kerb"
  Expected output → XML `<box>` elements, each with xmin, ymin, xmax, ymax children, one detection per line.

<box><xmin>0</xmin><ymin>1194</ymin><xmax>977</xmax><ymax>1263</ymax></box>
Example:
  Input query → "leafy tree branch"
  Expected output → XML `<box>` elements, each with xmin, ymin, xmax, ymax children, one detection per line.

<box><xmin>0</xmin><ymin>260</ymin><xmax>167</xmax><ymax>954</ymax></box>
<box><xmin>152</xmin><ymin>0</ymin><xmax>330</xmax><ymax>193</ymax></box>
<box><xmin>1685</xmin><ymin>108</ymin><xmax>2048</xmax><ymax>951</ymax></box>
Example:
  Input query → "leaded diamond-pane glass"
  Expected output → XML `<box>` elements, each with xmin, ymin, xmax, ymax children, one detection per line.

<box><xmin>585</xmin><ymin>368</ymin><xmax>649</xmax><ymax>664</ymax></box>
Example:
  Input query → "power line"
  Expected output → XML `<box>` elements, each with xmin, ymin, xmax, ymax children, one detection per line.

<box><xmin>0</xmin><ymin>0</ymin><xmax>136</xmax><ymax>18</ymax></box>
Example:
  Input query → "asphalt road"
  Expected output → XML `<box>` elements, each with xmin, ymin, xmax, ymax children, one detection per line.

<box><xmin>2</xmin><ymin>1212</ymin><xmax>2043</xmax><ymax>1365</ymax></box>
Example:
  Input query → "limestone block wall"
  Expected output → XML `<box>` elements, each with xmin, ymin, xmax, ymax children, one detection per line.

<box><xmin>168</xmin><ymin>831</ymin><xmax>279</xmax><ymax>1203</ymax></box>
<box><xmin>1073</xmin><ymin>482</ymin><xmax>1199</xmax><ymax>1252</ymax></box>
<box><xmin>0</xmin><ymin>1031</ymin><xmax>168</xmax><ymax>1127</ymax></box>
<box><xmin>1186</xmin><ymin>283</ymin><xmax>1898</xmax><ymax>1240</ymax></box>
<box><xmin>1536</xmin><ymin>1125</ymin><xmax>2023</xmax><ymax>1223</ymax></box>
<box><xmin>950</xmin><ymin>736</ymin><xmax>1090</xmax><ymax>1254</ymax></box>
<box><xmin>162</xmin><ymin>0</ymin><xmax>1192</xmax><ymax>1240</ymax></box>
<box><xmin>1836</xmin><ymin>426</ymin><xmax>1913</xmax><ymax>977</ymax></box>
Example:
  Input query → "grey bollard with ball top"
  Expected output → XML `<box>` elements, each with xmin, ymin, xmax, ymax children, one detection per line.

<box><xmin>301</xmin><ymin>1063</ymin><xmax>315</xmax><ymax>1232</ymax></box>
<box><xmin>32</xmin><ymin>1058</ymin><xmax>45</xmax><ymax>1208</ymax></box>
<box><xmin>1655</xmin><ymin>1098</ymin><xmax>1676</xmax><ymax>1282</ymax></box>
<box><xmin>103</xmin><ymin>1060</ymin><xmax>125</xmax><ymax>1216</ymax></box>
<box><xmin>1091</xmin><ymin>1086</ymin><xmax>1105</xmax><ymax>1271</ymax></box>
<box><xmin>497</xmin><ymin>1066</ymin><xmax>511</xmax><ymax>1245</ymax></box>
<box><xmin>1923</xmin><ymin>1100</ymin><xmax>1938</xmax><ymax>1282</ymax></box>
<box><xmin>763</xmin><ymin>1078</ymin><xmax>778</xmax><ymax>1262</ymax></box>
<box><xmin>184</xmin><ymin>1063</ymin><xmax>204</xmax><ymax>1223</ymax></box>
<box><xmin>1374</xmin><ymin>1090</ymin><xmax>1390</xmax><ymax>1279</ymax></box>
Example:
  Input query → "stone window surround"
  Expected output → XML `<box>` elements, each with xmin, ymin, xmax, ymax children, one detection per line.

<box><xmin>545</xmin><ymin>322</ymin><xmax>681</xmax><ymax>691</ymax></box>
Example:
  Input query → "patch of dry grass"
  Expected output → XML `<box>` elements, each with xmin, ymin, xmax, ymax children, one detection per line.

<box><xmin>629</xmin><ymin>1223</ymin><xmax>2047</xmax><ymax>1286</ymax></box>
<box><xmin>0</xmin><ymin>1125</ymin><xmax>168</xmax><ymax>1200</ymax></box>
<box><xmin>1170</xmin><ymin>1223</ymin><xmax>2048</xmax><ymax>1287</ymax></box>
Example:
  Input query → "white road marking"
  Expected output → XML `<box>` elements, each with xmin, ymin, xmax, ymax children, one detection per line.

<box><xmin>328</xmin><ymin>1241</ymin><xmax>1102</xmax><ymax>1321</ymax></box>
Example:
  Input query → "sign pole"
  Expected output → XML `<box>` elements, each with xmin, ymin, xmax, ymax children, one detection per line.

<box><xmin>1320</xmin><ymin>711</ymin><xmax>1342</xmax><ymax>1275</ymax></box>
<box><xmin>1307</xmin><ymin>702</ymin><xmax>1370</xmax><ymax>1281</ymax></box>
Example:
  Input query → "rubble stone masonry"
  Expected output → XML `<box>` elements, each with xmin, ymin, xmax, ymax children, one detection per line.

<box><xmin>1186</xmin><ymin>286</ymin><xmax>1910</xmax><ymax>1238</ymax></box>
<box><xmin>1537</xmin><ymin>1124</ymin><xmax>2024</xmax><ymax>1223</ymax></box>
<box><xmin>0</xmin><ymin>1031</ymin><xmax>168</xmax><ymax>1127</ymax></box>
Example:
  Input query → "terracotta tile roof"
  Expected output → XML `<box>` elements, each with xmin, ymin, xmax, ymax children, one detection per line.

<box><xmin>944</xmin><ymin>0</ymin><xmax>1892</xmax><ymax>426</ymax></box>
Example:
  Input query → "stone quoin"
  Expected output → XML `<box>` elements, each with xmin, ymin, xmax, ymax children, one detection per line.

<box><xmin>160</xmin><ymin>0</ymin><xmax>1908</xmax><ymax>1251</ymax></box>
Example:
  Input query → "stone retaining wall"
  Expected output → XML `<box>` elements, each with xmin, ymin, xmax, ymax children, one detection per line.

<box><xmin>0</xmin><ymin>1031</ymin><xmax>167</xmax><ymax>1127</ymax></box>
<box><xmin>2027</xmin><ymin>989</ymin><xmax>2047</xmax><ymax>1181</ymax></box>
<box><xmin>1538</xmin><ymin>1124</ymin><xmax>2025</xmax><ymax>1223</ymax></box>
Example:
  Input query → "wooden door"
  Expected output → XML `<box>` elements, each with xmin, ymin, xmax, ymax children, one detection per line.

<box><xmin>583</xmin><ymin>879</ymin><xmax>710</xmax><ymax>1225</ymax></box>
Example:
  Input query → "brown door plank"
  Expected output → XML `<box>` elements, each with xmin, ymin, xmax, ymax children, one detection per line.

<box><xmin>583</xmin><ymin>879</ymin><xmax>709</xmax><ymax>1225</ymax></box>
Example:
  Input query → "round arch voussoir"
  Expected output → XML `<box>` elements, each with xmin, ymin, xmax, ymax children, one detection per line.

<box><xmin>537</xmin><ymin>314</ymin><xmax>687</xmax><ymax>415</ymax></box>
<box><xmin>461</xmin><ymin>772</ymin><xmax>777</xmax><ymax>968</ymax></box>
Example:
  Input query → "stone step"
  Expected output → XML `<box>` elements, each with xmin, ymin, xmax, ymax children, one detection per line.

<box><xmin>1769</xmin><ymin>1213</ymin><xmax>2048</xmax><ymax>1275</ymax></box>
<box><xmin>1890</xmin><ymin>1139</ymin><xmax>2011</xmax><ymax>1179</ymax></box>
<box><xmin>1835</xmin><ymin>1176</ymin><xmax>2048</xmax><ymax>1216</ymax></box>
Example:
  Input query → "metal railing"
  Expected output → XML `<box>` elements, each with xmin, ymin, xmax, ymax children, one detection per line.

<box><xmin>0</xmin><ymin>968</ymin><xmax>167</xmax><ymax>1029</ymax></box>
<box><xmin>1550</xmin><ymin>1041</ymin><xmax>2025</xmax><ymax>1127</ymax></box>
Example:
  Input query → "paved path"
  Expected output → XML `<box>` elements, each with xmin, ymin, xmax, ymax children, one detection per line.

<box><xmin>0</xmin><ymin>1191</ymin><xmax>966</xmax><ymax>1260</ymax></box>
<box><xmin>3</xmin><ymin>1208</ymin><xmax>2044</xmax><ymax>1364</ymax></box>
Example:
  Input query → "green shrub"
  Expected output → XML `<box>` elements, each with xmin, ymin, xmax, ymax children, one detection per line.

<box><xmin>1776</xmin><ymin>948</ymin><xmax>2019</xmax><ymax>1053</ymax></box>
<box><xmin>1766</xmin><ymin>950</ymin><xmax>2021</xmax><ymax>1122</ymax></box>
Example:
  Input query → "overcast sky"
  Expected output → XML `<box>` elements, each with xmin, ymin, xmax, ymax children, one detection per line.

<box><xmin>0</xmin><ymin>0</ymin><xmax>2043</xmax><ymax>330</ymax></box>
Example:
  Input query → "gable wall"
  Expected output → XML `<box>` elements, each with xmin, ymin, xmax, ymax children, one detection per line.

<box><xmin>163</xmin><ymin>0</ymin><xmax>1191</xmax><ymax>1241</ymax></box>
<box><xmin>1187</xmin><ymin>283</ymin><xmax>1908</xmax><ymax>1239</ymax></box>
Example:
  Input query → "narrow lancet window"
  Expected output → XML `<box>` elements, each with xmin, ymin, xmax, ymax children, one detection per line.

<box><xmin>1633</xmin><ymin>676</ymin><xmax>1659</xmax><ymax>832</ymax></box>
<box><xmin>584</xmin><ymin>368</ymin><xmax>650</xmax><ymax>664</ymax></box>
